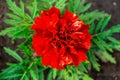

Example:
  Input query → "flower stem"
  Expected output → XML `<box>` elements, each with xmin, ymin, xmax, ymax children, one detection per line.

<box><xmin>20</xmin><ymin>61</ymin><xmax>34</xmax><ymax>80</ymax></box>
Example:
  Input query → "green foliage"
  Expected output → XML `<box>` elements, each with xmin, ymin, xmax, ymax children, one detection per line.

<box><xmin>0</xmin><ymin>0</ymin><xmax>120</xmax><ymax>80</ymax></box>
<box><xmin>87</xmin><ymin>51</ymin><xmax>100</xmax><ymax>71</ymax></box>
<box><xmin>4</xmin><ymin>47</ymin><xmax>23</xmax><ymax>62</ymax></box>
<box><xmin>55</xmin><ymin>0</ymin><xmax>66</xmax><ymax>12</ymax></box>
<box><xmin>68</xmin><ymin>0</ymin><xmax>108</xmax><ymax>24</ymax></box>
<box><xmin>88</xmin><ymin>15</ymin><xmax>120</xmax><ymax>70</ymax></box>
<box><xmin>68</xmin><ymin>0</ymin><xmax>92</xmax><ymax>14</ymax></box>
<box><xmin>79</xmin><ymin>10</ymin><xmax>109</xmax><ymax>24</ymax></box>
<box><xmin>0</xmin><ymin>63</ymin><xmax>24</xmax><ymax>80</ymax></box>
<box><xmin>46</xmin><ymin>66</ymin><xmax>92</xmax><ymax>80</ymax></box>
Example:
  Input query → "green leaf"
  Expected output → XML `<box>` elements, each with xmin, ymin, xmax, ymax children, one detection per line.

<box><xmin>29</xmin><ymin>69</ymin><xmax>37</xmax><ymax>80</ymax></box>
<box><xmin>47</xmin><ymin>69</ymin><xmax>53</xmax><ymax>80</ymax></box>
<box><xmin>95</xmin><ymin>17</ymin><xmax>105</xmax><ymax>33</ymax></box>
<box><xmin>102</xmin><ymin>51</ymin><xmax>116</xmax><ymax>63</ymax></box>
<box><xmin>68</xmin><ymin>0</ymin><xmax>74</xmax><ymax>12</ymax></box>
<box><xmin>95</xmin><ymin>15</ymin><xmax>111</xmax><ymax>33</ymax></box>
<box><xmin>48</xmin><ymin>0</ymin><xmax>56</xmax><ymax>5</ymax></box>
<box><xmin>68</xmin><ymin>0</ymin><xmax>92</xmax><ymax>14</ymax></box>
<box><xmin>0</xmin><ymin>73</ymin><xmax>22</xmax><ymax>80</ymax></box>
<box><xmin>97</xmin><ymin>37</ymin><xmax>113</xmax><ymax>52</ymax></box>
<box><xmin>6</xmin><ymin>13</ymin><xmax>22</xmax><ymax>20</ymax></box>
<box><xmin>53</xmin><ymin>69</ymin><xmax>57</xmax><ymax>79</ymax></box>
<box><xmin>39</xmin><ymin>71</ymin><xmax>44</xmax><ymax>80</ymax></box>
<box><xmin>55</xmin><ymin>0</ymin><xmax>66</xmax><ymax>12</ymax></box>
<box><xmin>24</xmin><ymin>75</ymin><xmax>29</xmax><ymax>80</ymax></box>
<box><xmin>4</xmin><ymin>19</ymin><xmax>22</xmax><ymax>25</ymax></box>
<box><xmin>77</xmin><ymin>3</ymin><xmax>92</xmax><ymax>13</ymax></box>
<box><xmin>108</xmin><ymin>43</ymin><xmax>120</xmax><ymax>51</ymax></box>
<box><xmin>92</xmin><ymin>38</ymin><xmax>106</xmax><ymax>51</ymax></box>
<box><xmin>20</xmin><ymin>0</ymin><xmax>25</xmax><ymax>15</ymax></box>
<box><xmin>31</xmin><ymin>0</ymin><xmax>38</xmax><ymax>18</ymax></box>
<box><xmin>87</xmin><ymin>51</ymin><xmax>100</xmax><ymax>71</ymax></box>
<box><xmin>0</xmin><ymin>26</ymin><xmax>32</xmax><ymax>39</ymax></box>
<box><xmin>89</xmin><ymin>22</ymin><xmax>95</xmax><ymax>34</ymax></box>
<box><xmin>108</xmin><ymin>37</ymin><xmax>120</xmax><ymax>44</ymax></box>
<box><xmin>6</xmin><ymin>0</ymin><xmax>24</xmax><ymax>17</ymax></box>
<box><xmin>82</xmin><ymin>74</ymin><xmax>93</xmax><ymax>80</ymax></box>
<box><xmin>100</xmin><ymin>15</ymin><xmax>111</xmax><ymax>31</ymax></box>
<box><xmin>0</xmin><ymin>63</ymin><xmax>25</xmax><ymax>79</ymax></box>
<box><xmin>78</xmin><ymin>62</ymin><xmax>89</xmax><ymax>73</ymax></box>
<box><xmin>98</xmin><ymin>25</ymin><xmax>120</xmax><ymax>39</ymax></box>
<box><xmin>79</xmin><ymin>10</ymin><xmax>108</xmax><ymax>24</ymax></box>
<box><xmin>73</xmin><ymin>0</ymin><xmax>80</xmax><ymax>10</ymax></box>
<box><xmin>4</xmin><ymin>47</ymin><xmax>23</xmax><ymax>62</ymax></box>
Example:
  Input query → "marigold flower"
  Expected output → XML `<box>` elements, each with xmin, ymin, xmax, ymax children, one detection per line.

<box><xmin>31</xmin><ymin>7</ymin><xmax>92</xmax><ymax>70</ymax></box>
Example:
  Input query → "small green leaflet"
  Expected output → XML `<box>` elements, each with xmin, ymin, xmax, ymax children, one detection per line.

<box><xmin>4</xmin><ymin>47</ymin><xmax>23</xmax><ymax>62</ymax></box>
<box><xmin>82</xmin><ymin>74</ymin><xmax>93</xmax><ymax>80</ymax></box>
<box><xmin>87</xmin><ymin>51</ymin><xmax>100</xmax><ymax>71</ymax></box>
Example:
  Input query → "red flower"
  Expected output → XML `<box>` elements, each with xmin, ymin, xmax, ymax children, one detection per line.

<box><xmin>31</xmin><ymin>7</ymin><xmax>92</xmax><ymax>70</ymax></box>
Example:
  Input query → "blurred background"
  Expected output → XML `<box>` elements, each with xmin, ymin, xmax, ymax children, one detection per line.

<box><xmin>0</xmin><ymin>0</ymin><xmax>120</xmax><ymax>80</ymax></box>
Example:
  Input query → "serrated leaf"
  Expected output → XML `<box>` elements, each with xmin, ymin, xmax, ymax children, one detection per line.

<box><xmin>98</xmin><ymin>25</ymin><xmax>120</xmax><ymax>38</ymax></box>
<box><xmin>6</xmin><ymin>0</ymin><xmax>24</xmax><ymax>17</ymax></box>
<box><xmin>6</xmin><ymin>13</ymin><xmax>22</xmax><ymax>20</ymax></box>
<box><xmin>68</xmin><ymin>0</ymin><xmax>74</xmax><ymax>12</ymax></box>
<box><xmin>102</xmin><ymin>51</ymin><xmax>116</xmax><ymax>64</ymax></box>
<box><xmin>107</xmin><ymin>24</ymin><xmax>120</xmax><ymax>34</ymax></box>
<box><xmin>89</xmin><ymin>22</ymin><xmax>95</xmax><ymax>34</ymax></box>
<box><xmin>31</xmin><ymin>0</ymin><xmax>38</xmax><ymax>18</ymax></box>
<box><xmin>87</xmin><ymin>51</ymin><xmax>100</xmax><ymax>71</ymax></box>
<box><xmin>55</xmin><ymin>0</ymin><xmax>66</xmax><ymax>12</ymax></box>
<box><xmin>108</xmin><ymin>37</ymin><xmax>120</xmax><ymax>44</ymax></box>
<box><xmin>24</xmin><ymin>75</ymin><xmax>29</xmax><ymax>80</ymax></box>
<box><xmin>4</xmin><ymin>47</ymin><xmax>23</xmax><ymax>62</ymax></box>
<box><xmin>100</xmin><ymin>15</ymin><xmax>111</xmax><ymax>31</ymax></box>
<box><xmin>77</xmin><ymin>3</ymin><xmax>92</xmax><ymax>13</ymax></box>
<box><xmin>0</xmin><ymin>63</ymin><xmax>24</xmax><ymax>79</ymax></box>
<box><xmin>95</xmin><ymin>15</ymin><xmax>111</xmax><ymax>33</ymax></box>
<box><xmin>79</xmin><ymin>10</ymin><xmax>108</xmax><ymax>24</ymax></box>
<box><xmin>0</xmin><ymin>27</ymin><xmax>14</xmax><ymax>36</ymax></box>
<box><xmin>39</xmin><ymin>71</ymin><xmax>44</xmax><ymax>80</ymax></box>
<box><xmin>92</xmin><ymin>38</ymin><xmax>106</xmax><ymax>51</ymax></box>
<box><xmin>47</xmin><ymin>69</ymin><xmax>53</xmax><ymax>80</ymax></box>
<box><xmin>97</xmin><ymin>37</ymin><xmax>113</xmax><ymax>52</ymax></box>
<box><xmin>4</xmin><ymin>19</ymin><xmax>22</xmax><ymax>25</ymax></box>
<box><xmin>29</xmin><ymin>69</ymin><xmax>37</xmax><ymax>80</ymax></box>
<box><xmin>53</xmin><ymin>69</ymin><xmax>57</xmax><ymax>79</ymax></box>
<box><xmin>82</xmin><ymin>74</ymin><xmax>93</xmax><ymax>80</ymax></box>
<box><xmin>20</xmin><ymin>0</ymin><xmax>25</xmax><ymax>15</ymax></box>
<box><xmin>0</xmin><ymin>73</ymin><xmax>22</xmax><ymax>80</ymax></box>
<box><xmin>95</xmin><ymin>17</ymin><xmax>105</xmax><ymax>33</ymax></box>
<box><xmin>108</xmin><ymin>43</ymin><xmax>120</xmax><ymax>51</ymax></box>
<box><xmin>78</xmin><ymin>62</ymin><xmax>89</xmax><ymax>73</ymax></box>
<box><xmin>73</xmin><ymin>0</ymin><xmax>80</xmax><ymax>10</ymax></box>
<box><xmin>0</xmin><ymin>25</ymin><xmax>32</xmax><ymax>39</ymax></box>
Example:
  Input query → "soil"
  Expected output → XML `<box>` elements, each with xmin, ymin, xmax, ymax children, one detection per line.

<box><xmin>0</xmin><ymin>0</ymin><xmax>120</xmax><ymax>80</ymax></box>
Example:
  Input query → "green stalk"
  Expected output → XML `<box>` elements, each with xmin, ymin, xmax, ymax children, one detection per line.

<box><xmin>20</xmin><ymin>61</ymin><xmax>34</xmax><ymax>80</ymax></box>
